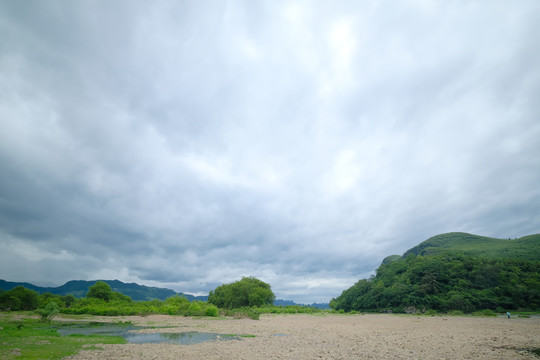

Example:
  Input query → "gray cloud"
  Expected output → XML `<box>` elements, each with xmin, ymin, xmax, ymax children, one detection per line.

<box><xmin>1</xmin><ymin>0</ymin><xmax>539</xmax><ymax>303</ymax></box>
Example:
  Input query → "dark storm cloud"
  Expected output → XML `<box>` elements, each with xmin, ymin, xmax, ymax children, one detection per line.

<box><xmin>1</xmin><ymin>0</ymin><xmax>539</xmax><ymax>303</ymax></box>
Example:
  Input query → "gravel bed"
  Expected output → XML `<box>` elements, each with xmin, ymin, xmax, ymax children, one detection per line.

<box><xmin>64</xmin><ymin>314</ymin><xmax>540</xmax><ymax>359</ymax></box>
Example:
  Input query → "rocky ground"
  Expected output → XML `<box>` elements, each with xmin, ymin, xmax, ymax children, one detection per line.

<box><xmin>65</xmin><ymin>313</ymin><xmax>540</xmax><ymax>359</ymax></box>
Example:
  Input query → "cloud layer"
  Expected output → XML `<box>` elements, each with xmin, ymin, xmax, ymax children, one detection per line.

<box><xmin>1</xmin><ymin>1</ymin><xmax>539</xmax><ymax>303</ymax></box>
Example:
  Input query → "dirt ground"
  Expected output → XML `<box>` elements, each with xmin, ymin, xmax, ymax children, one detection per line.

<box><xmin>65</xmin><ymin>314</ymin><xmax>540</xmax><ymax>359</ymax></box>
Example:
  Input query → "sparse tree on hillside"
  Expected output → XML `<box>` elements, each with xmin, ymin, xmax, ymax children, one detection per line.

<box><xmin>86</xmin><ymin>281</ymin><xmax>113</xmax><ymax>302</ymax></box>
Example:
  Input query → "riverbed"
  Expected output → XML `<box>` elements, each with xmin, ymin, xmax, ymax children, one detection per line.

<box><xmin>64</xmin><ymin>313</ymin><xmax>540</xmax><ymax>359</ymax></box>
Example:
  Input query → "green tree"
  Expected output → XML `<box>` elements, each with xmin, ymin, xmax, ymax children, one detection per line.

<box><xmin>208</xmin><ymin>277</ymin><xmax>275</xmax><ymax>309</ymax></box>
<box><xmin>0</xmin><ymin>286</ymin><xmax>39</xmax><ymax>311</ymax></box>
<box><xmin>62</xmin><ymin>294</ymin><xmax>77</xmax><ymax>307</ymax></box>
<box><xmin>86</xmin><ymin>281</ymin><xmax>113</xmax><ymax>302</ymax></box>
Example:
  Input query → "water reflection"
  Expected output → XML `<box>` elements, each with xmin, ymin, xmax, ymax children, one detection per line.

<box><xmin>126</xmin><ymin>331</ymin><xmax>237</xmax><ymax>344</ymax></box>
<box><xmin>56</xmin><ymin>323</ymin><xmax>239</xmax><ymax>345</ymax></box>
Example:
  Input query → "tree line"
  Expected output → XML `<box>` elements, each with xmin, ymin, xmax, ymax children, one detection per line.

<box><xmin>0</xmin><ymin>277</ymin><xmax>286</xmax><ymax>320</ymax></box>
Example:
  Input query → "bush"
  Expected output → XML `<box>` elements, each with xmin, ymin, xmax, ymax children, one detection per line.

<box><xmin>187</xmin><ymin>302</ymin><xmax>204</xmax><ymax>316</ymax></box>
<box><xmin>448</xmin><ymin>310</ymin><xmax>464</xmax><ymax>316</ymax></box>
<box><xmin>472</xmin><ymin>309</ymin><xmax>497</xmax><ymax>317</ymax></box>
<box><xmin>205</xmin><ymin>304</ymin><xmax>219</xmax><ymax>317</ymax></box>
<box><xmin>164</xmin><ymin>295</ymin><xmax>190</xmax><ymax>314</ymax></box>
<box><xmin>36</xmin><ymin>301</ymin><xmax>60</xmax><ymax>323</ymax></box>
<box><xmin>111</xmin><ymin>292</ymin><xmax>132</xmax><ymax>302</ymax></box>
<box><xmin>222</xmin><ymin>307</ymin><xmax>260</xmax><ymax>320</ymax></box>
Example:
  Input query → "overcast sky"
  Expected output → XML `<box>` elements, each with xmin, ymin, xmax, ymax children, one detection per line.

<box><xmin>1</xmin><ymin>1</ymin><xmax>539</xmax><ymax>304</ymax></box>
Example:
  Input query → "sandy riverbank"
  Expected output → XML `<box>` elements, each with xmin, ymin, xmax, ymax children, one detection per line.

<box><xmin>65</xmin><ymin>313</ymin><xmax>540</xmax><ymax>359</ymax></box>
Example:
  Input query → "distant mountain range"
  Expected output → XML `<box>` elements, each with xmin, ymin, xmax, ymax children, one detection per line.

<box><xmin>0</xmin><ymin>279</ymin><xmax>207</xmax><ymax>302</ymax></box>
<box><xmin>0</xmin><ymin>279</ymin><xmax>329</xmax><ymax>308</ymax></box>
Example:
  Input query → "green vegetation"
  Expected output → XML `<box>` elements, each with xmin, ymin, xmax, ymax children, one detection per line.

<box><xmin>62</xmin><ymin>296</ymin><xmax>219</xmax><ymax>317</ymax></box>
<box><xmin>0</xmin><ymin>279</ymin><xmax>203</xmax><ymax>302</ymax></box>
<box><xmin>0</xmin><ymin>315</ymin><xmax>125</xmax><ymax>359</ymax></box>
<box><xmin>402</xmin><ymin>232</ymin><xmax>540</xmax><ymax>260</ymax></box>
<box><xmin>0</xmin><ymin>279</ymin><xmax>317</xmax><ymax>320</ymax></box>
<box><xmin>255</xmin><ymin>304</ymin><xmax>323</xmax><ymax>315</ymax></box>
<box><xmin>86</xmin><ymin>281</ymin><xmax>114</xmax><ymax>302</ymax></box>
<box><xmin>331</xmin><ymin>233</ymin><xmax>540</xmax><ymax>313</ymax></box>
<box><xmin>0</xmin><ymin>281</ymin><xmax>218</xmax><ymax>318</ymax></box>
<box><xmin>35</xmin><ymin>301</ymin><xmax>60</xmax><ymax>323</ymax></box>
<box><xmin>0</xmin><ymin>286</ymin><xmax>39</xmax><ymax>311</ymax></box>
<box><xmin>208</xmin><ymin>277</ymin><xmax>275</xmax><ymax>309</ymax></box>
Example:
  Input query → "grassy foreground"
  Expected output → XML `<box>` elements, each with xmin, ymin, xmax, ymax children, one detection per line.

<box><xmin>0</xmin><ymin>312</ymin><xmax>125</xmax><ymax>360</ymax></box>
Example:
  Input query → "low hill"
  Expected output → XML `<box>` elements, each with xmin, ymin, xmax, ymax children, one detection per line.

<box><xmin>331</xmin><ymin>232</ymin><xmax>540</xmax><ymax>313</ymax></box>
<box><xmin>0</xmin><ymin>279</ymin><xmax>208</xmax><ymax>302</ymax></box>
<box><xmin>402</xmin><ymin>232</ymin><xmax>540</xmax><ymax>260</ymax></box>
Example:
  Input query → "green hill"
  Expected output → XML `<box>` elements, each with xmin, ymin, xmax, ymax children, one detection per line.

<box><xmin>402</xmin><ymin>232</ymin><xmax>540</xmax><ymax>260</ymax></box>
<box><xmin>0</xmin><ymin>279</ymin><xmax>208</xmax><ymax>302</ymax></box>
<box><xmin>330</xmin><ymin>232</ymin><xmax>540</xmax><ymax>313</ymax></box>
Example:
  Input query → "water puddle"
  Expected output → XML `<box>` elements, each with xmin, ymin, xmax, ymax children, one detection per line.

<box><xmin>55</xmin><ymin>323</ymin><xmax>240</xmax><ymax>345</ymax></box>
<box><xmin>126</xmin><ymin>331</ymin><xmax>237</xmax><ymax>344</ymax></box>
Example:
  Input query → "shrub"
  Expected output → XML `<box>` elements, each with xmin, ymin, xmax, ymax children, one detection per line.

<box><xmin>36</xmin><ymin>301</ymin><xmax>60</xmax><ymax>323</ymax></box>
<box><xmin>187</xmin><ymin>302</ymin><xmax>205</xmax><ymax>316</ymax></box>
<box><xmin>111</xmin><ymin>291</ymin><xmax>132</xmax><ymax>302</ymax></box>
<box><xmin>164</xmin><ymin>295</ymin><xmax>190</xmax><ymax>313</ymax></box>
<box><xmin>472</xmin><ymin>309</ymin><xmax>497</xmax><ymax>317</ymax></box>
<box><xmin>205</xmin><ymin>304</ymin><xmax>219</xmax><ymax>317</ymax></box>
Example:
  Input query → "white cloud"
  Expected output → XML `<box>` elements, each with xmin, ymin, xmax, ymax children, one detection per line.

<box><xmin>0</xmin><ymin>0</ymin><xmax>539</xmax><ymax>303</ymax></box>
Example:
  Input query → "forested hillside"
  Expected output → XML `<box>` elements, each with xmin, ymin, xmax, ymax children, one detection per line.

<box><xmin>331</xmin><ymin>233</ymin><xmax>540</xmax><ymax>313</ymax></box>
<box><xmin>402</xmin><ymin>232</ymin><xmax>540</xmax><ymax>260</ymax></box>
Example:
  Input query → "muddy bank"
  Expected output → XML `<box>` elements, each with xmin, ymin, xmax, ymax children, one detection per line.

<box><xmin>64</xmin><ymin>314</ymin><xmax>540</xmax><ymax>359</ymax></box>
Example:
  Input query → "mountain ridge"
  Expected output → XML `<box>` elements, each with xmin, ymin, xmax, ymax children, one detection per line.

<box><xmin>0</xmin><ymin>279</ymin><xmax>207</xmax><ymax>302</ymax></box>
<box><xmin>384</xmin><ymin>232</ymin><xmax>540</xmax><ymax>263</ymax></box>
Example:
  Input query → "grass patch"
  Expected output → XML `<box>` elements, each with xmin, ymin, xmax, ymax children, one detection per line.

<box><xmin>527</xmin><ymin>348</ymin><xmax>540</xmax><ymax>357</ymax></box>
<box><xmin>471</xmin><ymin>309</ymin><xmax>497</xmax><ymax>317</ymax></box>
<box><xmin>0</xmin><ymin>315</ymin><xmax>125</xmax><ymax>359</ymax></box>
<box><xmin>82</xmin><ymin>345</ymin><xmax>104</xmax><ymax>350</ymax></box>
